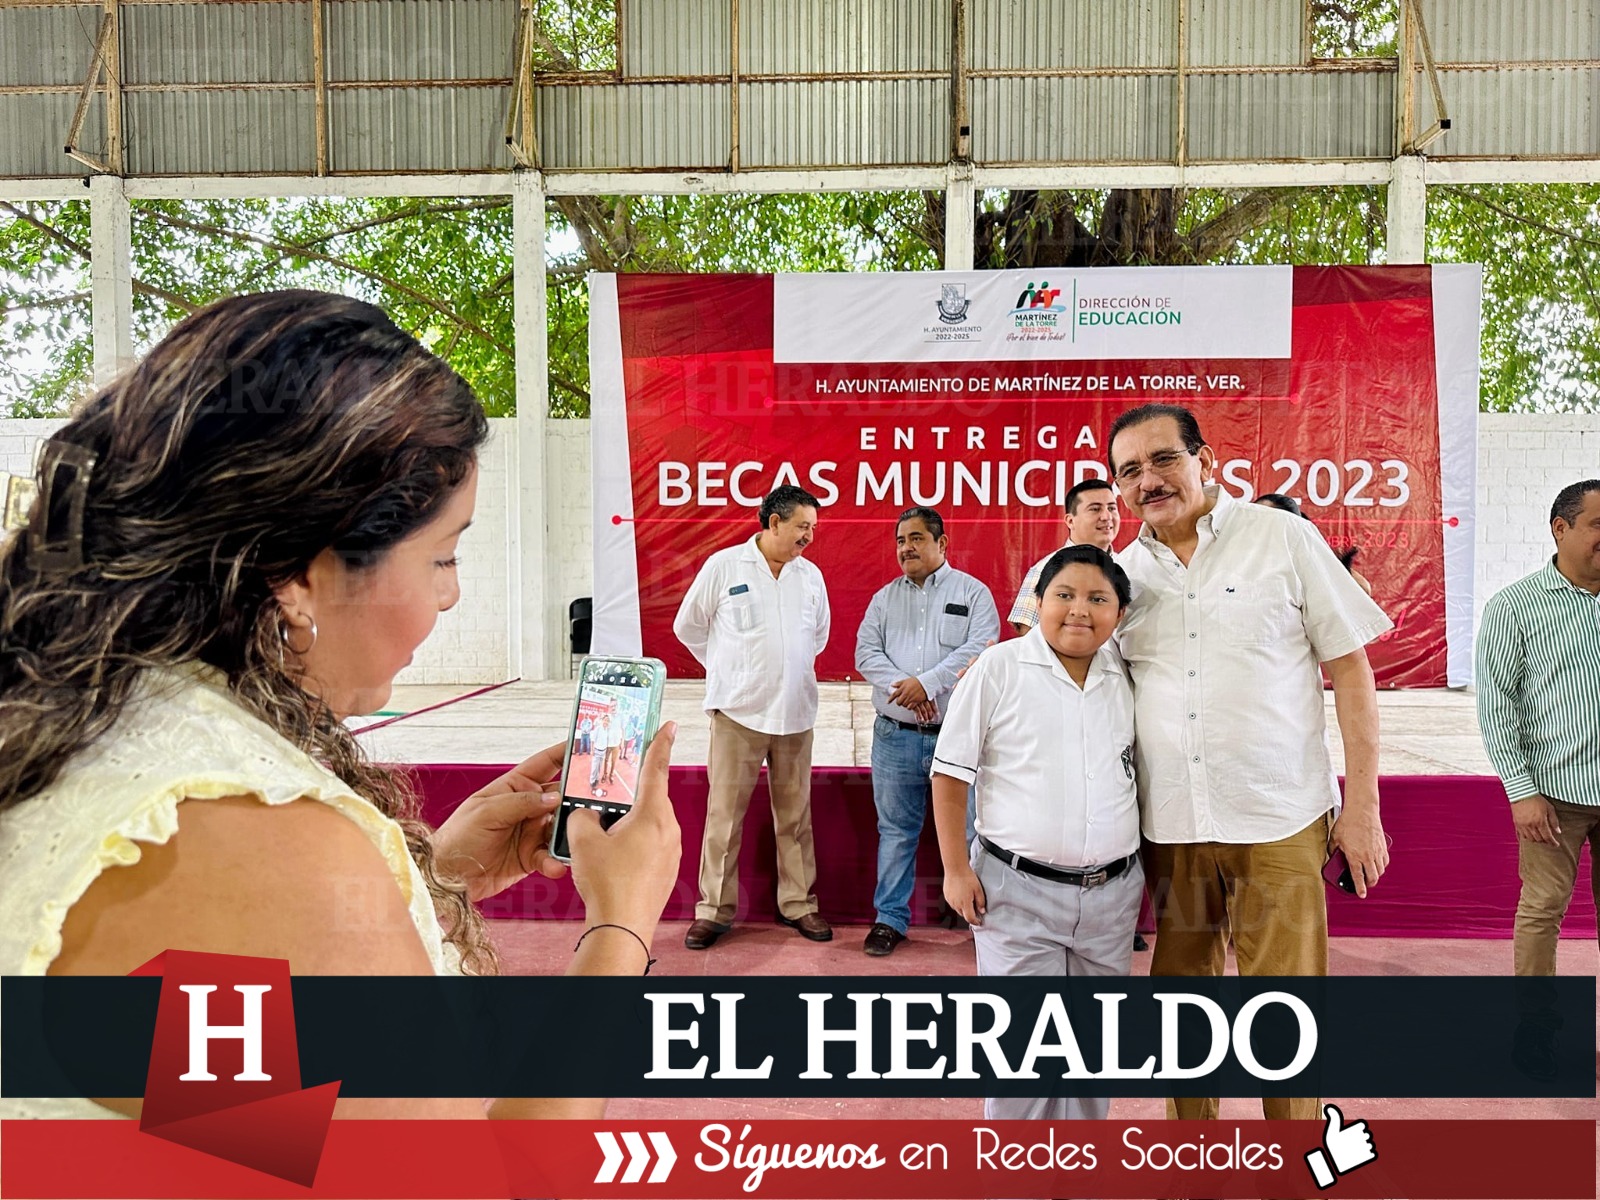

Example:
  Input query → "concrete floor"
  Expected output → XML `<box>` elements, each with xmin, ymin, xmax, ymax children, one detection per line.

<box><xmin>357</xmin><ymin>680</ymin><xmax>1497</xmax><ymax>775</ymax></box>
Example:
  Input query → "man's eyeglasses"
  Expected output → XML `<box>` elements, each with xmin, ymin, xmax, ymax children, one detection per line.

<box><xmin>1112</xmin><ymin>448</ymin><xmax>1194</xmax><ymax>487</ymax></box>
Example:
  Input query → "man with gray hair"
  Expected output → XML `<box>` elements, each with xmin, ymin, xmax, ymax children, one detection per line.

<box><xmin>1109</xmin><ymin>401</ymin><xmax>1391</xmax><ymax>1123</ymax></box>
<box><xmin>674</xmin><ymin>484</ymin><xmax>832</xmax><ymax>950</ymax></box>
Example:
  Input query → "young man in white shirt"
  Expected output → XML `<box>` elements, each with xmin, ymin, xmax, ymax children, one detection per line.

<box><xmin>1008</xmin><ymin>478</ymin><xmax>1122</xmax><ymax>634</ymax></box>
<box><xmin>673</xmin><ymin>485</ymin><xmax>832</xmax><ymax>950</ymax></box>
<box><xmin>1109</xmin><ymin>402</ymin><xmax>1391</xmax><ymax>1122</ymax></box>
<box><xmin>931</xmin><ymin>544</ymin><xmax>1141</xmax><ymax>1121</ymax></box>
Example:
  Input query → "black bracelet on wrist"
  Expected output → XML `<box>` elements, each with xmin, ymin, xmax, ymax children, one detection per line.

<box><xmin>574</xmin><ymin>923</ymin><xmax>657</xmax><ymax>975</ymax></box>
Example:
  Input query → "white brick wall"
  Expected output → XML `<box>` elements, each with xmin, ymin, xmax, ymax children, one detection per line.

<box><xmin>364</xmin><ymin>418</ymin><xmax>590</xmax><ymax>684</ymax></box>
<box><xmin>0</xmin><ymin>419</ymin><xmax>65</xmax><ymax>475</ymax></box>
<box><xmin>396</xmin><ymin>419</ymin><xmax>513</xmax><ymax>685</ymax></box>
<box><xmin>547</xmin><ymin>417</ymin><xmax>594</xmax><ymax>612</ymax></box>
<box><xmin>5</xmin><ymin>413</ymin><xmax>1596</xmax><ymax>684</ymax></box>
<box><xmin>1476</xmin><ymin>414</ymin><xmax>1600</xmax><ymax>622</ymax></box>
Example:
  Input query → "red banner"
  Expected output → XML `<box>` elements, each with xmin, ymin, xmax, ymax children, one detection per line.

<box><xmin>4</xmin><ymin>1118</ymin><xmax>1590</xmax><ymax>1198</ymax></box>
<box><xmin>589</xmin><ymin>266</ymin><xmax>1480</xmax><ymax>687</ymax></box>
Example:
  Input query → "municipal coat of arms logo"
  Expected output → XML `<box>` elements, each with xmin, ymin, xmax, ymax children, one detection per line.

<box><xmin>936</xmin><ymin>283</ymin><xmax>970</xmax><ymax>324</ymax></box>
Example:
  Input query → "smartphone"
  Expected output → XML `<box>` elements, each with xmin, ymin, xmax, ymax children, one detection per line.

<box><xmin>548</xmin><ymin>655</ymin><xmax>667</xmax><ymax>863</ymax></box>
<box><xmin>1322</xmin><ymin>847</ymin><xmax>1357</xmax><ymax>894</ymax></box>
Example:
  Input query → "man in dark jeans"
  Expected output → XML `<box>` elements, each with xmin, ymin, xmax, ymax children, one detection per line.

<box><xmin>854</xmin><ymin>507</ymin><xmax>998</xmax><ymax>956</ymax></box>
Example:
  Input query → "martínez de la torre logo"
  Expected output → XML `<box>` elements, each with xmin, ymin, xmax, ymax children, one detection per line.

<box><xmin>1007</xmin><ymin>279</ymin><xmax>1187</xmax><ymax>344</ymax></box>
<box><xmin>1007</xmin><ymin>279</ymin><xmax>1068</xmax><ymax>342</ymax></box>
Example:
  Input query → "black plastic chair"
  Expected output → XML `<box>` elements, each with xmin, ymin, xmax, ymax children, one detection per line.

<box><xmin>569</xmin><ymin>597</ymin><xmax>593</xmax><ymax>674</ymax></box>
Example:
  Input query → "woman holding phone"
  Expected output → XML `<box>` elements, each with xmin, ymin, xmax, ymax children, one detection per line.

<box><xmin>0</xmin><ymin>290</ymin><xmax>681</xmax><ymax>1121</ymax></box>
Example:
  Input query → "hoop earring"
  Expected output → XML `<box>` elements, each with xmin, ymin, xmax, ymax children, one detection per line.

<box><xmin>279</xmin><ymin>616</ymin><xmax>318</xmax><ymax>657</ymax></box>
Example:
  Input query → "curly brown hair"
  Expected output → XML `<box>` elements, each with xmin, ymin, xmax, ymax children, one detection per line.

<box><xmin>0</xmin><ymin>289</ymin><xmax>497</xmax><ymax>973</ymax></box>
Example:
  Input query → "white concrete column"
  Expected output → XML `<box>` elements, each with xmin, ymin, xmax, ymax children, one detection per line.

<box><xmin>1387</xmin><ymin>155</ymin><xmax>1427</xmax><ymax>264</ymax></box>
<box><xmin>512</xmin><ymin>169</ymin><xmax>554</xmax><ymax>680</ymax></box>
<box><xmin>88</xmin><ymin>173</ymin><xmax>134</xmax><ymax>384</ymax></box>
<box><xmin>944</xmin><ymin>161</ymin><xmax>976</xmax><ymax>270</ymax></box>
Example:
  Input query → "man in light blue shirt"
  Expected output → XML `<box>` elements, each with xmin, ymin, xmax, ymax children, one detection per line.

<box><xmin>855</xmin><ymin>506</ymin><xmax>999</xmax><ymax>955</ymax></box>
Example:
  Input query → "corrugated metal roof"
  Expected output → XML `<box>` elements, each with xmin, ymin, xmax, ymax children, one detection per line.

<box><xmin>0</xmin><ymin>92</ymin><xmax>96</xmax><ymax>177</ymax></box>
<box><xmin>536</xmin><ymin>82</ymin><xmax>728</xmax><ymax>170</ymax></box>
<box><xmin>125</xmin><ymin>89</ymin><xmax>318</xmax><ymax>174</ymax></box>
<box><xmin>1186</xmin><ymin>71</ymin><xmax>1392</xmax><ymax>159</ymax></box>
<box><xmin>741</xmin><ymin>0</ymin><xmax>947</xmax><ymax>75</ymax></box>
<box><xmin>327</xmin><ymin>0</ymin><xmax>516</xmax><ymax>82</ymax></box>
<box><xmin>971</xmin><ymin>74</ymin><xmax>1176</xmax><ymax>162</ymax></box>
<box><xmin>739</xmin><ymin>78</ymin><xmax>947</xmax><ymax>168</ymax></box>
<box><xmin>969</xmin><ymin>0</ymin><xmax>1176</xmax><ymax>70</ymax></box>
<box><xmin>330</xmin><ymin>85</ymin><xmax>511</xmax><ymax>170</ymax></box>
<box><xmin>1425</xmin><ymin>0</ymin><xmax>1597</xmax><ymax>63</ymax></box>
<box><xmin>1431</xmin><ymin>67</ymin><xmax>1598</xmax><ymax>157</ymax></box>
<box><xmin>0</xmin><ymin>5</ymin><xmax>102</xmax><ymax>88</ymax></box>
<box><xmin>623</xmin><ymin>0</ymin><xmax>730</xmax><ymax>77</ymax></box>
<box><xmin>1188</xmin><ymin>0</ymin><xmax>1304</xmax><ymax>68</ymax></box>
<box><xmin>740</xmin><ymin>78</ymin><xmax>945</xmax><ymax>166</ymax></box>
<box><xmin>121</xmin><ymin>3</ymin><xmax>313</xmax><ymax>86</ymax></box>
<box><xmin>8</xmin><ymin>0</ymin><xmax>1600</xmax><ymax>177</ymax></box>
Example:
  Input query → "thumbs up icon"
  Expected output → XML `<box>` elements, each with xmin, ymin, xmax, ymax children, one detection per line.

<box><xmin>1305</xmin><ymin>1104</ymin><xmax>1377</xmax><ymax>1189</ymax></box>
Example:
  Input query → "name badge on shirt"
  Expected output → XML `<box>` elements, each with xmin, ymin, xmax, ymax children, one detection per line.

<box><xmin>944</xmin><ymin>603</ymin><xmax>969</xmax><ymax>616</ymax></box>
<box><xmin>729</xmin><ymin>584</ymin><xmax>750</xmax><ymax>596</ymax></box>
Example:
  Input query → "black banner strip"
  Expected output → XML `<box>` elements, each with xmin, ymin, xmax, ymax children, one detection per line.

<box><xmin>3</xmin><ymin>976</ymin><xmax>1591</xmax><ymax>1100</ymax></box>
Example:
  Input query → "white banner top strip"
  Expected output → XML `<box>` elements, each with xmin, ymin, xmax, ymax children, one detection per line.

<box><xmin>773</xmin><ymin>266</ymin><xmax>1294</xmax><ymax>363</ymax></box>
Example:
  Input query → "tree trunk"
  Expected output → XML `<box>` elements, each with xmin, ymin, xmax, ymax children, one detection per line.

<box><xmin>972</xmin><ymin>187</ymin><xmax>1280</xmax><ymax>269</ymax></box>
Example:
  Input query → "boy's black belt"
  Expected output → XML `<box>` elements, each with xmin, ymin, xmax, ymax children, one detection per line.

<box><xmin>979</xmin><ymin>836</ymin><xmax>1136</xmax><ymax>888</ymax></box>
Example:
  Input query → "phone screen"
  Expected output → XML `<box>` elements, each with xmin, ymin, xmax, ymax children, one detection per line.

<box><xmin>550</xmin><ymin>658</ymin><xmax>660</xmax><ymax>860</ymax></box>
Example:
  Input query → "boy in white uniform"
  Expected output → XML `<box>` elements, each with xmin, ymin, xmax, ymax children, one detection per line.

<box><xmin>931</xmin><ymin>543</ymin><xmax>1141</xmax><ymax>1122</ymax></box>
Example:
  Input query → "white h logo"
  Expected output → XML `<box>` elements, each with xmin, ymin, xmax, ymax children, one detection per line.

<box><xmin>178</xmin><ymin>984</ymin><xmax>273</xmax><ymax>1082</ymax></box>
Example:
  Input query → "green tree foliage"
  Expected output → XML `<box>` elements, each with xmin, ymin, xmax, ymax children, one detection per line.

<box><xmin>0</xmin><ymin>200</ymin><xmax>93</xmax><ymax>416</ymax></box>
<box><xmin>4</xmin><ymin>182</ymin><xmax>1600</xmax><ymax>417</ymax></box>
<box><xmin>1432</xmin><ymin>185</ymin><xmax>1600</xmax><ymax>412</ymax></box>
<box><xmin>0</xmin><ymin>190</ymin><xmax>940</xmax><ymax>418</ymax></box>
<box><xmin>0</xmin><ymin>196</ymin><xmax>517</xmax><ymax>416</ymax></box>
<box><xmin>1310</xmin><ymin>0</ymin><xmax>1400</xmax><ymax>59</ymax></box>
<box><xmin>544</xmin><ymin>191</ymin><xmax>942</xmax><ymax>411</ymax></box>
<box><xmin>533</xmin><ymin>0</ymin><xmax>617</xmax><ymax>70</ymax></box>
<box><xmin>973</xmin><ymin>187</ymin><xmax>1384</xmax><ymax>269</ymax></box>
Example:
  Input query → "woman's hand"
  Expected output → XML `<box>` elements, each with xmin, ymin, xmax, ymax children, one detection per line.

<box><xmin>431</xmin><ymin>743</ymin><xmax>569</xmax><ymax>902</ymax></box>
<box><xmin>568</xmin><ymin>722</ymin><xmax>683</xmax><ymax>947</ymax></box>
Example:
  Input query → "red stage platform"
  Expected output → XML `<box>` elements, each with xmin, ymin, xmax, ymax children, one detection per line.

<box><xmin>411</xmin><ymin>766</ymin><xmax>1597</xmax><ymax>939</ymax></box>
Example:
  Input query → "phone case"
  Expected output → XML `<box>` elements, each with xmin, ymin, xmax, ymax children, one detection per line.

<box><xmin>1322</xmin><ymin>847</ymin><xmax>1354</xmax><ymax>893</ymax></box>
<box><xmin>550</xmin><ymin>655</ymin><xmax>667</xmax><ymax>863</ymax></box>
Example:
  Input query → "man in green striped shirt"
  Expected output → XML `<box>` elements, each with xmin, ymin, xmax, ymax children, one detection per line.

<box><xmin>1475</xmin><ymin>478</ymin><xmax>1600</xmax><ymax>977</ymax></box>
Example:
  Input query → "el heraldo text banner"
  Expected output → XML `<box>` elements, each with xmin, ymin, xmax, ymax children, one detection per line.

<box><xmin>589</xmin><ymin>265</ymin><xmax>1481</xmax><ymax>687</ymax></box>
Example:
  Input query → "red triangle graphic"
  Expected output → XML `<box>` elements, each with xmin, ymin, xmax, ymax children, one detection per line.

<box><xmin>142</xmin><ymin>1080</ymin><xmax>341</xmax><ymax>1187</ymax></box>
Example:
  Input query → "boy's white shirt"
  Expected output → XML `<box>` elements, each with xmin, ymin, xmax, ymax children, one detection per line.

<box><xmin>932</xmin><ymin>627</ymin><xmax>1140</xmax><ymax>869</ymax></box>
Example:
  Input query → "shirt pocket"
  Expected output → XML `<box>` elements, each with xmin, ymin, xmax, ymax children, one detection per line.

<box><xmin>803</xmin><ymin>589</ymin><xmax>822</xmax><ymax>625</ymax></box>
<box><xmin>1217</xmin><ymin>582</ymin><xmax>1297</xmax><ymax>647</ymax></box>
<box><xmin>937</xmin><ymin>609</ymin><xmax>971</xmax><ymax>648</ymax></box>
<box><xmin>726</xmin><ymin>591</ymin><xmax>765</xmax><ymax>635</ymax></box>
